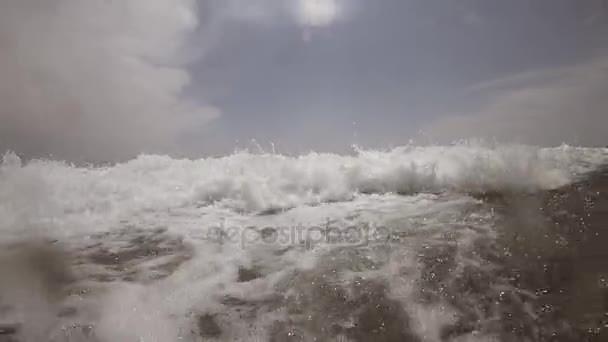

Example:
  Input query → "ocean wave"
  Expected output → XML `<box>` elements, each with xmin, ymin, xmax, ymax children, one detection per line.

<box><xmin>1</xmin><ymin>144</ymin><xmax>607</xmax><ymax>341</ymax></box>
<box><xmin>1</xmin><ymin>144</ymin><xmax>607</xmax><ymax>222</ymax></box>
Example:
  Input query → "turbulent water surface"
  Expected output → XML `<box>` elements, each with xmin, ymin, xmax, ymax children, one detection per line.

<box><xmin>1</xmin><ymin>144</ymin><xmax>608</xmax><ymax>341</ymax></box>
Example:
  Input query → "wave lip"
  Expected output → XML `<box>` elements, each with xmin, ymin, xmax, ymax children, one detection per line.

<box><xmin>1</xmin><ymin>144</ymin><xmax>607</xmax><ymax>221</ymax></box>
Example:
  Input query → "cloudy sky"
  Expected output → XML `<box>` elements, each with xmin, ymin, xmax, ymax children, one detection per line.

<box><xmin>1</xmin><ymin>0</ymin><xmax>608</xmax><ymax>161</ymax></box>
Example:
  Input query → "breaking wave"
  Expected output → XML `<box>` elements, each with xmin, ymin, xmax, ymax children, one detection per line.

<box><xmin>1</xmin><ymin>143</ymin><xmax>606</xmax><ymax>219</ymax></box>
<box><xmin>1</xmin><ymin>143</ymin><xmax>607</xmax><ymax>341</ymax></box>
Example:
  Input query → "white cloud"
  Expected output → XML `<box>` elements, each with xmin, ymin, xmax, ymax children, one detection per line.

<box><xmin>425</xmin><ymin>57</ymin><xmax>608</xmax><ymax>147</ymax></box>
<box><xmin>297</xmin><ymin>0</ymin><xmax>340</xmax><ymax>28</ymax></box>
<box><xmin>0</xmin><ymin>0</ymin><xmax>219</xmax><ymax>161</ymax></box>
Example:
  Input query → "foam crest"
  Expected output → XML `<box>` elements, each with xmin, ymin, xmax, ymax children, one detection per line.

<box><xmin>1</xmin><ymin>145</ymin><xmax>606</xmax><ymax>228</ymax></box>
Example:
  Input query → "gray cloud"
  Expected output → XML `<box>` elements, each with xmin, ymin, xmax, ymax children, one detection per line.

<box><xmin>3</xmin><ymin>1</ymin><xmax>607</xmax><ymax>160</ymax></box>
<box><xmin>425</xmin><ymin>57</ymin><xmax>608</xmax><ymax>147</ymax></box>
<box><xmin>0</xmin><ymin>0</ymin><xmax>219</xmax><ymax>162</ymax></box>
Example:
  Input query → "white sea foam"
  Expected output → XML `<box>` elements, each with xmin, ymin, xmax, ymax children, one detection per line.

<box><xmin>0</xmin><ymin>144</ymin><xmax>606</xmax><ymax>341</ymax></box>
<box><xmin>1</xmin><ymin>144</ymin><xmax>606</xmax><ymax>231</ymax></box>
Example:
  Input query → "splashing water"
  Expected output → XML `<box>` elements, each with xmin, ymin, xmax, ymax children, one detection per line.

<box><xmin>1</xmin><ymin>143</ymin><xmax>607</xmax><ymax>341</ymax></box>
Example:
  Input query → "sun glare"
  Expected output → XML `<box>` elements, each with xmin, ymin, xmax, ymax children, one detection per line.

<box><xmin>298</xmin><ymin>0</ymin><xmax>339</xmax><ymax>27</ymax></box>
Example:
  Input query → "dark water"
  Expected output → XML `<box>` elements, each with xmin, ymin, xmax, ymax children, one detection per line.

<box><xmin>1</xmin><ymin>170</ymin><xmax>607</xmax><ymax>341</ymax></box>
<box><xmin>440</xmin><ymin>168</ymin><xmax>608</xmax><ymax>341</ymax></box>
